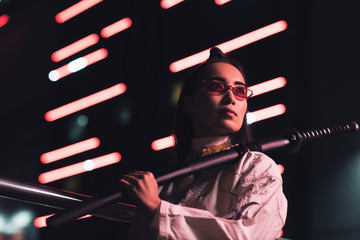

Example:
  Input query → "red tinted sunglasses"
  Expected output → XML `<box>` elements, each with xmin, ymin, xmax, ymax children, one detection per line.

<box><xmin>200</xmin><ymin>80</ymin><xmax>253</xmax><ymax>100</ymax></box>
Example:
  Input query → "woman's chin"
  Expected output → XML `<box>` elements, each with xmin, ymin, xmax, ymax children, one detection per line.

<box><xmin>217</xmin><ymin>121</ymin><xmax>242</xmax><ymax>133</ymax></box>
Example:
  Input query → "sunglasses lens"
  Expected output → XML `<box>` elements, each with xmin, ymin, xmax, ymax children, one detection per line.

<box><xmin>202</xmin><ymin>80</ymin><xmax>250</xmax><ymax>100</ymax></box>
<box><xmin>233</xmin><ymin>87</ymin><xmax>247</xmax><ymax>99</ymax></box>
<box><xmin>207</xmin><ymin>81</ymin><xmax>225</xmax><ymax>94</ymax></box>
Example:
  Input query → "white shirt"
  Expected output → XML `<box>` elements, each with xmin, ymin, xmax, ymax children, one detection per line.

<box><xmin>128</xmin><ymin>138</ymin><xmax>287</xmax><ymax>240</ymax></box>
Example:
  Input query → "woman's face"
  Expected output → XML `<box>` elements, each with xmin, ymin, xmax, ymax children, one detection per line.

<box><xmin>184</xmin><ymin>62</ymin><xmax>248</xmax><ymax>138</ymax></box>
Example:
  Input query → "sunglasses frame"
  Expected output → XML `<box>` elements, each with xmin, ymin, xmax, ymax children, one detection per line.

<box><xmin>200</xmin><ymin>79</ymin><xmax>253</xmax><ymax>100</ymax></box>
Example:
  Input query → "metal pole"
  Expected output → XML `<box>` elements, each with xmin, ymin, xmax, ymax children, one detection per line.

<box><xmin>0</xmin><ymin>176</ymin><xmax>136</xmax><ymax>223</ymax></box>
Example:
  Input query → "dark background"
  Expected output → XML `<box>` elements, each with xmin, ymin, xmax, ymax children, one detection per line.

<box><xmin>0</xmin><ymin>0</ymin><xmax>359</xmax><ymax>239</ymax></box>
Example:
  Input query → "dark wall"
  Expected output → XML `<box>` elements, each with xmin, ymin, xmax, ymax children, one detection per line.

<box><xmin>308</xmin><ymin>1</ymin><xmax>360</xmax><ymax>239</ymax></box>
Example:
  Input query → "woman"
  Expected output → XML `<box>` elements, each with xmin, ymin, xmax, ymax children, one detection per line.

<box><xmin>120</xmin><ymin>47</ymin><xmax>287</xmax><ymax>239</ymax></box>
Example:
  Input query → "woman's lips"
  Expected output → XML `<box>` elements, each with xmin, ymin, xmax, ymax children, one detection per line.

<box><xmin>219</xmin><ymin>108</ymin><xmax>237</xmax><ymax>117</ymax></box>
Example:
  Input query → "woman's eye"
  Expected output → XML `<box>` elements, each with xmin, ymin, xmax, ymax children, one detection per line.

<box><xmin>210</xmin><ymin>82</ymin><xmax>223</xmax><ymax>90</ymax></box>
<box><xmin>234</xmin><ymin>87</ymin><xmax>246</xmax><ymax>94</ymax></box>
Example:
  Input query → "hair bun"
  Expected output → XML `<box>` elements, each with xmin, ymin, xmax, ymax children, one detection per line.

<box><xmin>208</xmin><ymin>47</ymin><xmax>226</xmax><ymax>60</ymax></box>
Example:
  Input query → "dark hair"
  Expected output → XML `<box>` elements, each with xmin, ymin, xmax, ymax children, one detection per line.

<box><xmin>173</xmin><ymin>47</ymin><xmax>254</xmax><ymax>163</ymax></box>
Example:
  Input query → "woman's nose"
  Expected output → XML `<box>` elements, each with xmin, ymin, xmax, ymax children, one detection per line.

<box><xmin>222</xmin><ymin>89</ymin><xmax>236</xmax><ymax>105</ymax></box>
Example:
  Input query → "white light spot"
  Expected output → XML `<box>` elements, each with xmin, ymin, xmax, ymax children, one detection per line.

<box><xmin>48</xmin><ymin>70</ymin><xmax>60</xmax><ymax>81</ymax></box>
<box><xmin>4</xmin><ymin>210</ymin><xmax>33</xmax><ymax>234</ymax></box>
<box><xmin>246</xmin><ymin>112</ymin><xmax>255</xmax><ymax>125</ymax></box>
<box><xmin>0</xmin><ymin>214</ymin><xmax>6</xmax><ymax>232</ymax></box>
<box><xmin>68</xmin><ymin>57</ymin><xmax>88</xmax><ymax>73</ymax></box>
<box><xmin>77</xmin><ymin>115</ymin><xmax>88</xmax><ymax>126</ymax></box>
<box><xmin>11</xmin><ymin>210</ymin><xmax>33</xmax><ymax>229</ymax></box>
<box><xmin>83</xmin><ymin>159</ymin><xmax>95</xmax><ymax>171</ymax></box>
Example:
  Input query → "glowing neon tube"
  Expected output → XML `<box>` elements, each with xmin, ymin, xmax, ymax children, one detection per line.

<box><xmin>101</xmin><ymin>18</ymin><xmax>132</xmax><ymax>38</ymax></box>
<box><xmin>246</xmin><ymin>104</ymin><xmax>286</xmax><ymax>124</ymax></box>
<box><xmin>38</xmin><ymin>152</ymin><xmax>121</xmax><ymax>184</ymax></box>
<box><xmin>151</xmin><ymin>135</ymin><xmax>175</xmax><ymax>151</ymax></box>
<box><xmin>48</xmin><ymin>48</ymin><xmax>108</xmax><ymax>81</ymax></box>
<box><xmin>248</xmin><ymin>77</ymin><xmax>287</xmax><ymax>97</ymax></box>
<box><xmin>45</xmin><ymin>83</ymin><xmax>126</xmax><ymax>122</ymax></box>
<box><xmin>170</xmin><ymin>20</ymin><xmax>288</xmax><ymax>73</ymax></box>
<box><xmin>160</xmin><ymin>0</ymin><xmax>184</xmax><ymax>9</ymax></box>
<box><xmin>41</xmin><ymin>137</ymin><xmax>100</xmax><ymax>164</ymax></box>
<box><xmin>34</xmin><ymin>214</ymin><xmax>91</xmax><ymax>228</ymax></box>
<box><xmin>51</xmin><ymin>34</ymin><xmax>99</xmax><ymax>62</ymax></box>
<box><xmin>214</xmin><ymin>0</ymin><xmax>232</xmax><ymax>5</ymax></box>
<box><xmin>0</xmin><ymin>14</ymin><xmax>10</xmax><ymax>28</ymax></box>
<box><xmin>56</xmin><ymin>0</ymin><xmax>103</xmax><ymax>23</ymax></box>
<box><xmin>277</xmin><ymin>164</ymin><xmax>285</xmax><ymax>175</ymax></box>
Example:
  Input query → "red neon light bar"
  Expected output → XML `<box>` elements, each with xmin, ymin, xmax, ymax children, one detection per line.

<box><xmin>51</xmin><ymin>34</ymin><xmax>99</xmax><ymax>62</ymax></box>
<box><xmin>277</xmin><ymin>164</ymin><xmax>285</xmax><ymax>175</ymax></box>
<box><xmin>0</xmin><ymin>14</ymin><xmax>10</xmax><ymax>28</ymax></box>
<box><xmin>151</xmin><ymin>135</ymin><xmax>175</xmax><ymax>151</ymax></box>
<box><xmin>160</xmin><ymin>0</ymin><xmax>184</xmax><ymax>9</ymax></box>
<box><xmin>248</xmin><ymin>77</ymin><xmax>287</xmax><ymax>97</ymax></box>
<box><xmin>48</xmin><ymin>64</ymin><xmax>71</xmax><ymax>81</ymax></box>
<box><xmin>214</xmin><ymin>0</ymin><xmax>232</xmax><ymax>5</ymax></box>
<box><xmin>56</xmin><ymin>0</ymin><xmax>103</xmax><ymax>23</ymax></box>
<box><xmin>247</xmin><ymin>104</ymin><xmax>286</xmax><ymax>124</ymax></box>
<box><xmin>38</xmin><ymin>152</ymin><xmax>121</xmax><ymax>184</ymax></box>
<box><xmin>48</xmin><ymin>48</ymin><xmax>108</xmax><ymax>81</ymax></box>
<box><xmin>276</xmin><ymin>229</ymin><xmax>284</xmax><ymax>238</ymax></box>
<box><xmin>45</xmin><ymin>83</ymin><xmax>126</xmax><ymax>122</ymax></box>
<box><xmin>169</xmin><ymin>20</ymin><xmax>288</xmax><ymax>73</ymax></box>
<box><xmin>41</xmin><ymin>137</ymin><xmax>100</xmax><ymax>164</ymax></box>
<box><xmin>34</xmin><ymin>214</ymin><xmax>91</xmax><ymax>228</ymax></box>
<box><xmin>101</xmin><ymin>18</ymin><xmax>132</xmax><ymax>38</ymax></box>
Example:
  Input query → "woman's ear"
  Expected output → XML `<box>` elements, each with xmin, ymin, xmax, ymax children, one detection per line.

<box><xmin>182</xmin><ymin>96</ymin><xmax>194</xmax><ymax>114</ymax></box>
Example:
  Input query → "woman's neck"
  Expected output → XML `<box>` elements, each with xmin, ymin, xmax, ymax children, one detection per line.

<box><xmin>191</xmin><ymin>136</ymin><xmax>230</xmax><ymax>153</ymax></box>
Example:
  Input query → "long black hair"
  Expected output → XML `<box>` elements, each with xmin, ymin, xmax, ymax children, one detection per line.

<box><xmin>173</xmin><ymin>47</ymin><xmax>254</xmax><ymax>163</ymax></box>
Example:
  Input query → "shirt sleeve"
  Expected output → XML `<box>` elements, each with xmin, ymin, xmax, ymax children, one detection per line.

<box><xmin>156</xmin><ymin>152</ymin><xmax>287</xmax><ymax>240</ymax></box>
